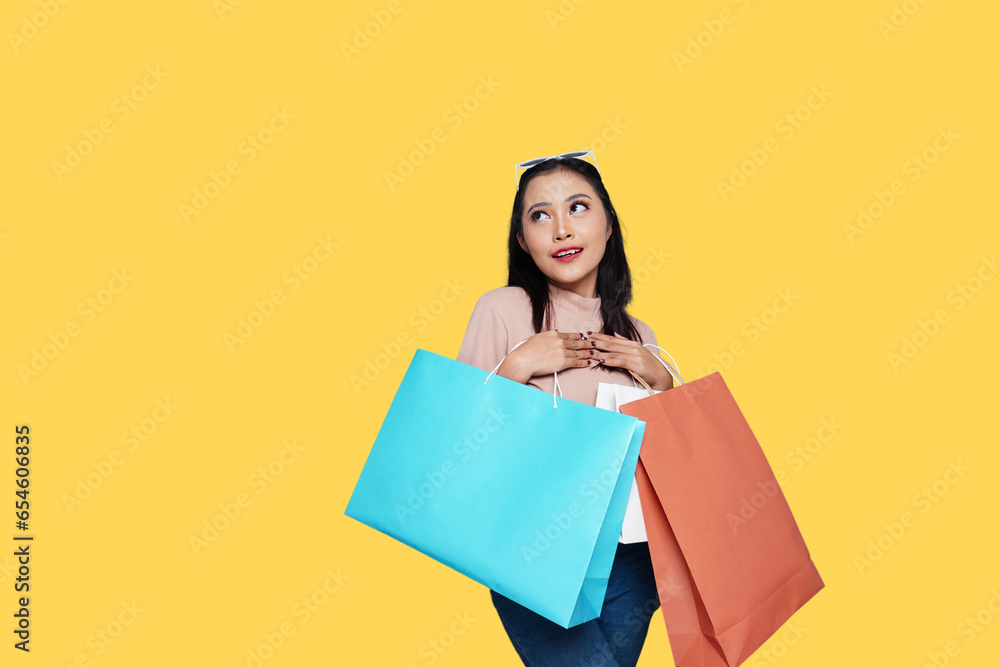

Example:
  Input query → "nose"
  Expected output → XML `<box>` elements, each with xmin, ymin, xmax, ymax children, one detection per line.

<box><xmin>552</xmin><ymin>211</ymin><xmax>572</xmax><ymax>242</ymax></box>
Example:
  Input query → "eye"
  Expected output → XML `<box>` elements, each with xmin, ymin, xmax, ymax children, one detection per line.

<box><xmin>529</xmin><ymin>209</ymin><xmax>551</xmax><ymax>222</ymax></box>
<box><xmin>569</xmin><ymin>200</ymin><xmax>590</xmax><ymax>214</ymax></box>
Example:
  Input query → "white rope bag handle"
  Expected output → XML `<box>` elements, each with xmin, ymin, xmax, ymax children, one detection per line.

<box><xmin>485</xmin><ymin>338</ymin><xmax>564</xmax><ymax>408</ymax></box>
<box><xmin>628</xmin><ymin>344</ymin><xmax>685</xmax><ymax>395</ymax></box>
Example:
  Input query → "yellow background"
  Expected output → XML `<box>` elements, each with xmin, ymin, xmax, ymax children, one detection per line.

<box><xmin>2</xmin><ymin>0</ymin><xmax>998</xmax><ymax>664</ymax></box>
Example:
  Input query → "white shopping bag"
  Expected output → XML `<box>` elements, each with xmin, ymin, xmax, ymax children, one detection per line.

<box><xmin>596</xmin><ymin>382</ymin><xmax>661</xmax><ymax>543</ymax></box>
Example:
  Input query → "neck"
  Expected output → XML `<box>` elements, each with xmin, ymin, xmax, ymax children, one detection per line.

<box><xmin>548</xmin><ymin>279</ymin><xmax>598</xmax><ymax>300</ymax></box>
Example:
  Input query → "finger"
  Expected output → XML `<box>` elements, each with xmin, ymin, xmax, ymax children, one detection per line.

<box><xmin>567</xmin><ymin>348</ymin><xmax>604</xmax><ymax>369</ymax></box>
<box><xmin>594</xmin><ymin>351</ymin><xmax>643</xmax><ymax>373</ymax></box>
<box><xmin>595</xmin><ymin>352</ymin><xmax>622</xmax><ymax>368</ymax></box>
<box><xmin>584</xmin><ymin>336</ymin><xmax>634</xmax><ymax>353</ymax></box>
<box><xmin>584</xmin><ymin>331</ymin><xmax>636</xmax><ymax>343</ymax></box>
<box><xmin>563</xmin><ymin>335</ymin><xmax>597</xmax><ymax>350</ymax></box>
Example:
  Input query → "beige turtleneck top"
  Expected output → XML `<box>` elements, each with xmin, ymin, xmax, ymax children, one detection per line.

<box><xmin>456</xmin><ymin>283</ymin><xmax>659</xmax><ymax>406</ymax></box>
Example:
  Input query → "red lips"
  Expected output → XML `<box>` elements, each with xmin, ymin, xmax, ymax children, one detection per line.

<box><xmin>551</xmin><ymin>246</ymin><xmax>584</xmax><ymax>261</ymax></box>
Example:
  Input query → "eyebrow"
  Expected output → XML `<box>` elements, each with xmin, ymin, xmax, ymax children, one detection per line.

<box><xmin>525</xmin><ymin>193</ymin><xmax>592</xmax><ymax>216</ymax></box>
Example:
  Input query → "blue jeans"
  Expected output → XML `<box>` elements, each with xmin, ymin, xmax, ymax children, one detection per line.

<box><xmin>490</xmin><ymin>542</ymin><xmax>660</xmax><ymax>667</ymax></box>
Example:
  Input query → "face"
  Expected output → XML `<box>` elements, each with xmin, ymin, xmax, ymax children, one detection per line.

<box><xmin>517</xmin><ymin>169</ymin><xmax>612</xmax><ymax>299</ymax></box>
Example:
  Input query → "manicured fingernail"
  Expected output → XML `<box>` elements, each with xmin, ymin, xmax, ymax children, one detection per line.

<box><xmin>586</xmin><ymin>331</ymin><xmax>593</xmax><ymax>335</ymax></box>
<box><xmin>586</xmin><ymin>359</ymin><xmax>592</xmax><ymax>365</ymax></box>
<box><xmin>599</xmin><ymin>358</ymin><xmax>605</xmax><ymax>364</ymax></box>
<box><xmin>589</xmin><ymin>350</ymin><xmax>595</xmax><ymax>356</ymax></box>
<box><xmin>580</xmin><ymin>333</ymin><xmax>585</xmax><ymax>340</ymax></box>
<box><xmin>591</xmin><ymin>341</ymin><xmax>596</xmax><ymax>347</ymax></box>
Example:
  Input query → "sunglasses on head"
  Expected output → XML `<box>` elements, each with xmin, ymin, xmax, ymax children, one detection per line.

<box><xmin>514</xmin><ymin>150</ymin><xmax>600</xmax><ymax>189</ymax></box>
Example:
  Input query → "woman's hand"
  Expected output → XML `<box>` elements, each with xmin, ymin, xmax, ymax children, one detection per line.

<box><xmin>582</xmin><ymin>332</ymin><xmax>675</xmax><ymax>391</ymax></box>
<box><xmin>496</xmin><ymin>331</ymin><xmax>597</xmax><ymax>384</ymax></box>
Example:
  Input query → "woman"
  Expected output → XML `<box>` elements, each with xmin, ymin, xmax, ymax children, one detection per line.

<box><xmin>456</xmin><ymin>153</ymin><xmax>673</xmax><ymax>666</ymax></box>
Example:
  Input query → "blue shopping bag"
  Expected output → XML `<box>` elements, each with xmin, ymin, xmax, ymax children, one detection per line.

<box><xmin>345</xmin><ymin>349</ymin><xmax>646</xmax><ymax>628</ymax></box>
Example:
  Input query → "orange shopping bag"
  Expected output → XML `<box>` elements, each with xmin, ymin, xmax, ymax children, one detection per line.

<box><xmin>620</xmin><ymin>371</ymin><xmax>823</xmax><ymax>667</ymax></box>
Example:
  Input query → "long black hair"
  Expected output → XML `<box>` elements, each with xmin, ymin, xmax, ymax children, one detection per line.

<box><xmin>508</xmin><ymin>156</ymin><xmax>641</xmax><ymax>343</ymax></box>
